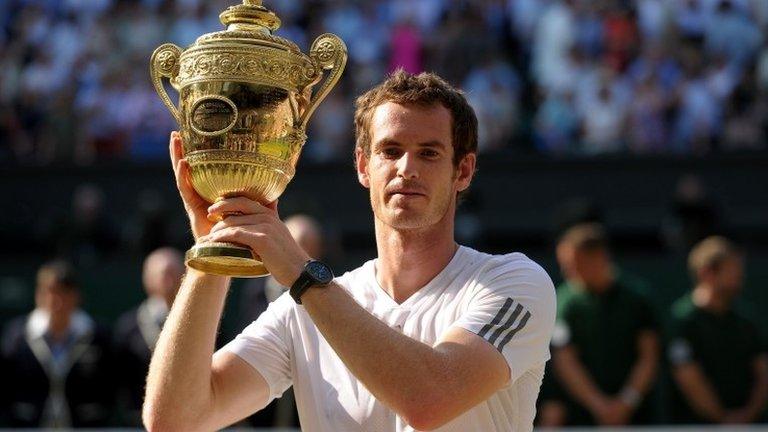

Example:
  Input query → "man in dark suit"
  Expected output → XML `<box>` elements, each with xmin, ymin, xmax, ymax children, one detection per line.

<box><xmin>113</xmin><ymin>247</ymin><xmax>184</xmax><ymax>426</ymax></box>
<box><xmin>0</xmin><ymin>260</ymin><xmax>115</xmax><ymax>428</ymax></box>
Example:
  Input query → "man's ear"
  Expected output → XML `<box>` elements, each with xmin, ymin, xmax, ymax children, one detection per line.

<box><xmin>455</xmin><ymin>152</ymin><xmax>476</xmax><ymax>193</ymax></box>
<box><xmin>355</xmin><ymin>147</ymin><xmax>370</xmax><ymax>188</ymax></box>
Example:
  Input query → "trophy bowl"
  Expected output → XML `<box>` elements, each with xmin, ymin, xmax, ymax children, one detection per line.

<box><xmin>150</xmin><ymin>0</ymin><xmax>347</xmax><ymax>277</ymax></box>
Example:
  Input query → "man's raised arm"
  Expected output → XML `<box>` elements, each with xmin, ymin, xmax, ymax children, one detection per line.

<box><xmin>142</xmin><ymin>132</ymin><xmax>272</xmax><ymax>432</ymax></box>
<box><xmin>142</xmin><ymin>271</ymin><xmax>272</xmax><ymax>432</ymax></box>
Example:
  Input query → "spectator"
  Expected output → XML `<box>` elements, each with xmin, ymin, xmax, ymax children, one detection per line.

<box><xmin>668</xmin><ymin>236</ymin><xmax>768</xmax><ymax>424</ymax></box>
<box><xmin>0</xmin><ymin>260</ymin><xmax>115</xmax><ymax>428</ymax></box>
<box><xmin>627</xmin><ymin>42</ymin><xmax>682</xmax><ymax>93</ymax></box>
<box><xmin>704</xmin><ymin>0</ymin><xmax>762</xmax><ymax>66</ymax></box>
<box><xmin>306</xmin><ymin>91</ymin><xmax>354</xmax><ymax>162</ymax></box>
<box><xmin>576</xmin><ymin>70</ymin><xmax>630</xmax><ymax>154</ymax></box>
<box><xmin>532</xmin><ymin>0</ymin><xmax>577</xmax><ymax>94</ymax></box>
<box><xmin>673</xmin><ymin>52</ymin><xmax>722</xmax><ymax>154</ymax></box>
<box><xmin>534</xmin><ymin>89</ymin><xmax>579</xmax><ymax>155</ymax></box>
<box><xmin>602</xmin><ymin>5</ymin><xmax>640</xmax><ymax>73</ymax></box>
<box><xmin>722</xmin><ymin>66</ymin><xmax>768</xmax><ymax>151</ymax></box>
<box><xmin>507</xmin><ymin>0</ymin><xmax>550</xmax><ymax>51</ymax></box>
<box><xmin>113</xmin><ymin>247</ymin><xmax>184</xmax><ymax>426</ymax></box>
<box><xmin>388</xmin><ymin>15</ymin><xmax>423</xmax><ymax>74</ymax></box>
<box><xmin>551</xmin><ymin>223</ymin><xmax>659</xmax><ymax>426</ymax></box>
<box><xmin>636</xmin><ymin>0</ymin><xmax>671</xmax><ymax>42</ymax></box>
<box><xmin>627</xmin><ymin>74</ymin><xmax>669</xmax><ymax>153</ymax></box>
<box><xmin>463</xmin><ymin>54</ymin><xmax>521</xmax><ymax>152</ymax></box>
<box><xmin>674</xmin><ymin>0</ymin><xmax>712</xmax><ymax>41</ymax></box>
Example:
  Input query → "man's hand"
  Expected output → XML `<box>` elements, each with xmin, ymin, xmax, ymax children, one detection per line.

<box><xmin>587</xmin><ymin>395</ymin><xmax>611</xmax><ymax>425</ymax></box>
<box><xmin>204</xmin><ymin>197</ymin><xmax>310</xmax><ymax>287</ymax></box>
<box><xmin>169</xmin><ymin>131</ymin><xmax>215</xmax><ymax>240</ymax></box>
<box><xmin>722</xmin><ymin>407</ymin><xmax>754</xmax><ymax>424</ymax></box>
<box><xmin>587</xmin><ymin>395</ymin><xmax>633</xmax><ymax>426</ymax></box>
<box><xmin>599</xmin><ymin>398</ymin><xmax>634</xmax><ymax>425</ymax></box>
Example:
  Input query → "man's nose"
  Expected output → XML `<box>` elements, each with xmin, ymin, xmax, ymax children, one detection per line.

<box><xmin>396</xmin><ymin>152</ymin><xmax>419</xmax><ymax>179</ymax></box>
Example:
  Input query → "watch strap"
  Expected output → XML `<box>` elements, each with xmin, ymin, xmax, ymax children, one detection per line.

<box><xmin>290</xmin><ymin>260</ymin><xmax>333</xmax><ymax>304</ymax></box>
<box><xmin>289</xmin><ymin>262</ymin><xmax>313</xmax><ymax>304</ymax></box>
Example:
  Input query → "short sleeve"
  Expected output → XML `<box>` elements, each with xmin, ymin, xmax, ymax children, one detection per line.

<box><xmin>667</xmin><ymin>316</ymin><xmax>696</xmax><ymax>366</ymax></box>
<box><xmin>745</xmin><ymin>320</ymin><xmax>767</xmax><ymax>360</ymax></box>
<box><xmin>550</xmin><ymin>285</ymin><xmax>575</xmax><ymax>349</ymax></box>
<box><xmin>452</xmin><ymin>256</ymin><xmax>557</xmax><ymax>382</ymax></box>
<box><xmin>220</xmin><ymin>293</ymin><xmax>294</xmax><ymax>403</ymax></box>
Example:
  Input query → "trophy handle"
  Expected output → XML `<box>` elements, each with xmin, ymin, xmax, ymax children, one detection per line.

<box><xmin>300</xmin><ymin>34</ymin><xmax>348</xmax><ymax>129</ymax></box>
<box><xmin>150</xmin><ymin>43</ymin><xmax>183</xmax><ymax>124</ymax></box>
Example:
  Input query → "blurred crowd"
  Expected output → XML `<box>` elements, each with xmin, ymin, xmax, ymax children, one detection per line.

<box><xmin>2</xmin><ymin>0</ymin><xmax>768</xmax><ymax>165</ymax></box>
<box><xmin>0</xmin><ymin>214</ymin><xmax>324</xmax><ymax>428</ymax></box>
<box><xmin>1</xmin><ymin>220</ymin><xmax>766</xmax><ymax>428</ymax></box>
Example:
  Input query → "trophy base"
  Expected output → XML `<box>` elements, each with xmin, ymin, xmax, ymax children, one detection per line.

<box><xmin>185</xmin><ymin>242</ymin><xmax>269</xmax><ymax>278</ymax></box>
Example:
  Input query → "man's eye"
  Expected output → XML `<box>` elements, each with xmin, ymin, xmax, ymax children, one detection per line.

<box><xmin>421</xmin><ymin>150</ymin><xmax>438</xmax><ymax>157</ymax></box>
<box><xmin>383</xmin><ymin>148</ymin><xmax>400</xmax><ymax>157</ymax></box>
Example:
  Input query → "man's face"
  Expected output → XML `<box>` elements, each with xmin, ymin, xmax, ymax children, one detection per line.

<box><xmin>356</xmin><ymin>102</ymin><xmax>475</xmax><ymax>230</ymax></box>
<box><xmin>713</xmin><ymin>257</ymin><xmax>744</xmax><ymax>297</ymax></box>
<box><xmin>36</xmin><ymin>283</ymin><xmax>78</xmax><ymax>323</ymax></box>
<box><xmin>572</xmin><ymin>248</ymin><xmax>611</xmax><ymax>290</ymax></box>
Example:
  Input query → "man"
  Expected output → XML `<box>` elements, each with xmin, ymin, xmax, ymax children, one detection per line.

<box><xmin>550</xmin><ymin>223</ymin><xmax>659</xmax><ymax>425</ymax></box>
<box><xmin>143</xmin><ymin>71</ymin><xmax>556</xmax><ymax>432</ymax></box>
<box><xmin>668</xmin><ymin>236</ymin><xmax>768</xmax><ymax>424</ymax></box>
<box><xmin>114</xmin><ymin>247</ymin><xmax>184</xmax><ymax>426</ymax></box>
<box><xmin>0</xmin><ymin>261</ymin><xmax>115</xmax><ymax>428</ymax></box>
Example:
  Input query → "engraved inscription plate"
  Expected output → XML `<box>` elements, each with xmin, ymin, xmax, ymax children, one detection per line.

<box><xmin>190</xmin><ymin>96</ymin><xmax>238</xmax><ymax>136</ymax></box>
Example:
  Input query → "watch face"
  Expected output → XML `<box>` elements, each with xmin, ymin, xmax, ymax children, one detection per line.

<box><xmin>307</xmin><ymin>261</ymin><xmax>333</xmax><ymax>284</ymax></box>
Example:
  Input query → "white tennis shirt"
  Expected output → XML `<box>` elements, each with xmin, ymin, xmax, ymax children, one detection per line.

<box><xmin>222</xmin><ymin>246</ymin><xmax>556</xmax><ymax>431</ymax></box>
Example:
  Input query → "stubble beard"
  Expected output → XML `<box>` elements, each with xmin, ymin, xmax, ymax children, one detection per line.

<box><xmin>373</xmin><ymin>190</ymin><xmax>454</xmax><ymax>232</ymax></box>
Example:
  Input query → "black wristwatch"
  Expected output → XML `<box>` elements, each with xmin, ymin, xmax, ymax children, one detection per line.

<box><xmin>290</xmin><ymin>260</ymin><xmax>334</xmax><ymax>304</ymax></box>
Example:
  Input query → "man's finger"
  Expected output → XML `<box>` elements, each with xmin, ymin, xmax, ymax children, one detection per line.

<box><xmin>178</xmin><ymin>159</ymin><xmax>208</xmax><ymax>207</ymax></box>
<box><xmin>208</xmin><ymin>226</ymin><xmax>268</xmax><ymax>251</ymax></box>
<box><xmin>209</xmin><ymin>214</ymin><xmax>273</xmax><ymax>233</ymax></box>
<box><xmin>208</xmin><ymin>196</ymin><xmax>273</xmax><ymax>217</ymax></box>
<box><xmin>169</xmin><ymin>131</ymin><xmax>182</xmax><ymax>173</ymax></box>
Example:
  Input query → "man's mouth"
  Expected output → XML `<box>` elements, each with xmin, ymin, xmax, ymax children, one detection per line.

<box><xmin>388</xmin><ymin>189</ymin><xmax>425</xmax><ymax>197</ymax></box>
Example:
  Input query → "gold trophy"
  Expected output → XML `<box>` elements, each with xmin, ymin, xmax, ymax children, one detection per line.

<box><xmin>150</xmin><ymin>0</ymin><xmax>347</xmax><ymax>277</ymax></box>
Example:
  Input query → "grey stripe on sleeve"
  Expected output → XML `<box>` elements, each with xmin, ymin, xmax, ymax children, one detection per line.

<box><xmin>487</xmin><ymin>303</ymin><xmax>524</xmax><ymax>347</ymax></box>
<box><xmin>496</xmin><ymin>310</ymin><xmax>532</xmax><ymax>352</ymax></box>
<box><xmin>477</xmin><ymin>298</ymin><xmax>514</xmax><ymax>339</ymax></box>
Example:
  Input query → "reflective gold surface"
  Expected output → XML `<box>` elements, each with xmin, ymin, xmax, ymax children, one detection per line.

<box><xmin>150</xmin><ymin>0</ymin><xmax>347</xmax><ymax>277</ymax></box>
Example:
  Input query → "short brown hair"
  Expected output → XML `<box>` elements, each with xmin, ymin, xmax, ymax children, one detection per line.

<box><xmin>558</xmin><ymin>223</ymin><xmax>609</xmax><ymax>252</ymax></box>
<box><xmin>688</xmin><ymin>236</ymin><xmax>741</xmax><ymax>277</ymax></box>
<box><xmin>36</xmin><ymin>260</ymin><xmax>79</xmax><ymax>292</ymax></box>
<box><xmin>354</xmin><ymin>69</ymin><xmax>478</xmax><ymax>166</ymax></box>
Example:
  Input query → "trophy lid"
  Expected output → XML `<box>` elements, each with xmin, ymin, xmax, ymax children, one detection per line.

<box><xmin>192</xmin><ymin>0</ymin><xmax>301</xmax><ymax>53</ymax></box>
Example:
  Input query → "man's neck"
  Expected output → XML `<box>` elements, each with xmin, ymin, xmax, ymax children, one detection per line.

<box><xmin>374</xmin><ymin>216</ymin><xmax>458</xmax><ymax>304</ymax></box>
<box><xmin>692</xmin><ymin>284</ymin><xmax>731</xmax><ymax>314</ymax></box>
<box><xmin>572</xmin><ymin>268</ymin><xmax>615</xmax><ymax>295</ymax></box>
<box><xmin>47</xmin><ymin>317</ymin><xmax>72</xmax><ymax>343</ymax></box>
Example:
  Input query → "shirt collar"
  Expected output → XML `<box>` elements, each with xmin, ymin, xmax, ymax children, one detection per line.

<box><xmin>26</xmin><ymin>308</ymin><xmax>94</xmax><ymax>341</ymax></box>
